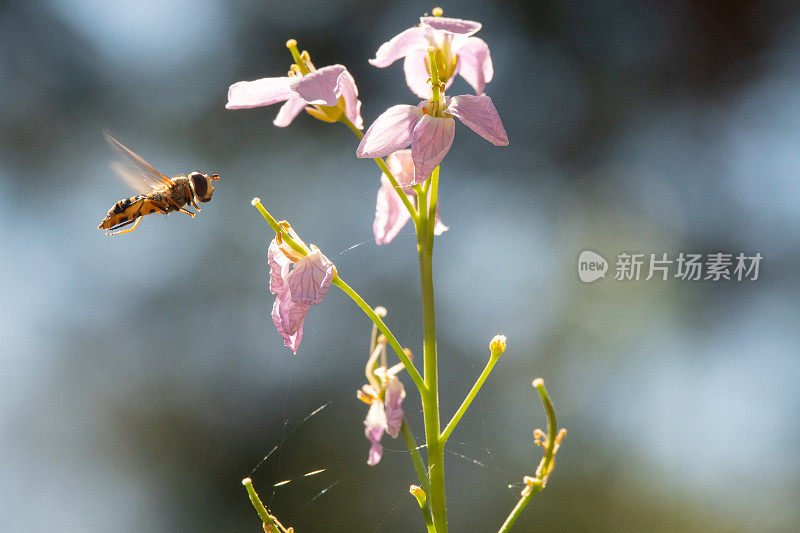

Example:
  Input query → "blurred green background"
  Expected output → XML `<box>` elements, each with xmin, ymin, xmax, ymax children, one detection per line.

<box><xmin>2</xmin><ymin>0</ymin><xmax>799</xmax><ymax>531</ymax></box>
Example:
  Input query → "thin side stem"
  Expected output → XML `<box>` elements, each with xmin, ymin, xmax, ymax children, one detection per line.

<box><xmin>340</xmin><ymin>116</ymin><xmax>418</xmax><ymax>222</ymax></box>
<box><xmin>401</xmin><ymin>420</ymin><xmax>431</xmax><ymax>495</ymax></box>
<box><xmin>441</xmin><ymin>352</ymin><xmax>501</xmax><ymax>444</ymax></box>
<box><xmin>251</xmin><ymin>199</ymin><xmax>307</xmax><ymax>258</ymax></box>
<box><xmin>497</xmin><ymin>380</ymin><xmax>560</xmax><ymax>533</ymax></box>
<box><xmin>242</xmin><ymin>478</ymin><xmax>288</xmax><ymax>533</ymax></box>
<box><xmin>535</xmin><ymin>380</ymin><xmax>558</xmax><ymax>477</ymax></box>
<box><xmin>332</xmin><ymin>276</ymin><xmax>425</xmax><ymax>394</ymax></box>
<box><xmin>497</xmin><ymin>481</ymin><xmax>543</xmax><ymax>533</ymax></box>
<box><xmin>426</xmin><ymin>167</ymin><xmax>439</xmax><ymax>247</ymax></box>
<box><xmin>401</xmin><ymin>419</ymin><xmax>433</xmax><ymax>531</ymax></box>
<box><xmin>410</xmin><ymin>485</ymin><xmax>436</xmax><ymax>533</ymax></box>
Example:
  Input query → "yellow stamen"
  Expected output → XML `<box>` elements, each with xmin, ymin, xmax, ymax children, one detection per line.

<box><xmin>432</xmin><ymin>7</ymin><xmax>443</xmax><ymax>16</ymax></box>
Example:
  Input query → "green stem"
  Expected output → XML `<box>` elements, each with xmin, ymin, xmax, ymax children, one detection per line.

<box><xmin>415</xmin><ymin>183</ymin><xmax>447</xmax><ymax>533</ymax></box>
<box><xmin>534</xmin><ymin>379</ymin><xmax>558</xmax><ymax>478</ymax></box>
<box><xmin>497</xmin><ymin>481</ymin><xmax>543</xmax><ymax>533</ymax></box>
<box><xmin>441</xmin><ymin>351</ymin><xmax>501</xmax><ymax>444</ymax></box>
<box><xmin>332</xmin><ymin>277</ymin><xmax>425</xmax><ymax>394</ymax></box>
<box><xmin>340</xmin><ymin>117</ymin><xmax>419</xmax><ymax>222</ymax></box>
<box><xmin>401</xmin><ymin>420</ymin><xmax>431</xmax><ymax>495</ymax></box>
<box><xmin>401</xmin><ymin>419</ymin><xmax>434</xmax><ymax>530</ymax></box>
<box><xmin>251</xmin><ymin>199</ymin><xmax>307</xmax><ymax>258</ymax></box>
<box><xmin>426</xmin><ymin>167</ymin><xmax>439</xmax><ymax>246</ymax></box>
<box><xmin>497</xmin><ymin>380</ymin><xmax>560</xmax><ymax>533</ymax></box>
<box><xmin>410</xmin><ymin>485</ymin><xmax>436</xmax><ymax>533</ymax></box>
<box><xmin>427</xmin><ymin>48</ymin><xmax>442</xmax><ymax>114</ymax></box>
<box><xmin>242</xmin><ymin>478</ymin><xmax>287</xmax><ymax>533</ymax></box>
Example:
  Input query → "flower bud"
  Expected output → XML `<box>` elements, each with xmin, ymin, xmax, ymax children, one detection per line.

<box><xmin>409</xmin><ymin>484</ymin><xmax>427</xmax><ymax>507</ymax></box>
<box><xmin>490</xmin><ymin>334</ymin><xmax>507</xmax><ymax>357</ymax></box>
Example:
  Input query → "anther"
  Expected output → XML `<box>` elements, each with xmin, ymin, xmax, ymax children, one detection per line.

<box><xmin>357</xmin><ymin>389</ymin><xmax>375</xmax><ymax>404</ymax></box>
<box><xmin>285</xmin><ymin>39</ymin><xmax>297</xmax><ymax>49</ymax></box>
<box><xmin>432</xmin><ymin>7</ymin><xmax>443</xmax><ymax>17</ymax></box>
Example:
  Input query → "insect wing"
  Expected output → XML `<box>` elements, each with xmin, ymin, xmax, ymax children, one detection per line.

<box><xmin>105</xmin><ymin>132</ymin><xmax>172</xmax><ymax>192</ymax></box>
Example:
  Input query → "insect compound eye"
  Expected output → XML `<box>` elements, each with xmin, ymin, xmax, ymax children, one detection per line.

<box><xmin>189</xmin><ymin>172</ymin><xmax>209</xmax><ymax>200</ymax></box>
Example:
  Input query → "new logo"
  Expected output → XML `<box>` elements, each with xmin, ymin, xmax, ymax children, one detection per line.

<box><xmin>578</xmin><ymin>251</ymin><xmax>608</xmax><ymax>282</ymax></box>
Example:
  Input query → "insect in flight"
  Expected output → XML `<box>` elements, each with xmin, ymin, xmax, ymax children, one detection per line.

<box><xmin>98</xmin><ymin>132</ymin><xmax>219</xmax><ymax>236</ymax></box>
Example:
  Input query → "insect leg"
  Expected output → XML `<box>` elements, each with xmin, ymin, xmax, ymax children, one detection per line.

<box><xmin>165</xmin><ymin>196</ymin><xmax>195</xmax><ymax>218</ymax></box>
<box><xmin>107</xmin><ymin>216</ymin><xmax>143</xmax><ymax>236</ymax></box>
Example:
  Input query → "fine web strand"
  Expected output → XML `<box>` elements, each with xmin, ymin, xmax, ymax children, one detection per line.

<box><xmin>371</xmin><ymin>490</ymin><xmax>412</xmax><ymax>533</ymax></box>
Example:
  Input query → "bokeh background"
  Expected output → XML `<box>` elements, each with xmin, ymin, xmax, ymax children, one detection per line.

<box><xmin>2</xmin><ymin>0</ymin><xmax>799</xmax><ymax>531</ymax></box>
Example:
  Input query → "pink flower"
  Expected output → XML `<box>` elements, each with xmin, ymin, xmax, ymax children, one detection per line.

<box><xmin>227</xmin><ymin>64</ymin><xmax>363</xmax><ymax>129</ymax></box>
<box><xmin>374</xmin><ymin>150</ymin><xmax>448</xmax><ymax>245</ymax></box>
<box><xmin>361</xmin><ymin>369</ymin><xmax>406</xmax><ymax>466</ymax></box>
<box><xmin>357</xmin><ymin>94</ymin><xmax>508</xmax><ymax>182</ymax></box>
<box><xmin>370</xmin><ymin>15</ymin><xmax>493</xmax><ymax>99</ymax></box>
<box><xmin>268</xmin><ymin>234</ymin><xmax>336</xmax><ymax>353</ymax></box>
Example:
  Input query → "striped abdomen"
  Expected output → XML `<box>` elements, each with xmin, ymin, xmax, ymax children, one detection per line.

<box><xmin>98</xmin><ymin>194</ymin><xmax>169</xmax><ymax>230</ymax></box>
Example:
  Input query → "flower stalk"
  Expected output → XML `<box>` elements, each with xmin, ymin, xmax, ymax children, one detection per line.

<box><xmin>242</xmin><ymin>478</ymin><xmax>291</xmax><ymax>533</ymax></box>
<box><xmin>340</xmin><ymin>116</ymin><xmax>419</xmax><ymax>222</ymax></box>
<box><xmin>236</xmin><ymin>11</ymin><xmax>519</xmax><ymax>531</ymax></box>
<box><xmin>441</xmin><ymin>335</ymin><xmax>506</xmax><ymax>444</ymax></box>
<box><xmin>402</xmin><ymin>421</ymin><xmax>435</xmax><ymax>531</ymax></box>
<box><xmin>332</xmin><ymin>276</ymin><xmax>425</xmax><ymax>393</ymax></box>
<box><xmin>410</xmin><ymin>484</ymin><xmax>436</xmax><ymax>533</ymax></box>
<box><xmin>497</xmin><ymin>379</ymin><xmax>566</xmax><ymax>532</ymax></box>
<box><xmin>413</xmin><ymin>166</ymin><xmax>448</xmax><ymax>532</ymax></box>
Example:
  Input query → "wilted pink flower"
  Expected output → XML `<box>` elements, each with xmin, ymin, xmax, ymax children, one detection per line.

<box><xmin>370</xmin><ymin>15</ymin><xmax>493</xmax><ymax>99</ymax></box>
<box><xmin>227</xmin><ymin>63</ymin><xmax>363</xmax><ymax>129</ymax></box>
<box><xmin>268</xmin><ymin>234</ymin><xmax>336</xmax><ymax>353</ymax></box>
<box><xmin>374</xmin><ymin>150</ymin><xmax>448</xmax><ymax>245</ymax></box>
<box><xmin>361</xmin><ymin>368</ymin><xmax>406</xmax><ymax>466</ymax></box>
<box><xmin>357</xmin><ymin>94</ymin><xmax>508</xmax><ymax>182</ymax></box>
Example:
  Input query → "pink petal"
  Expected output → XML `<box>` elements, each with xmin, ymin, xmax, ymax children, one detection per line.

<box><xmin>385</xmin><ymin>149</ymin><xmax>417</xmax><ymax>190</ymax></box>
<box><xmin>374</xmin><ymin>175</ymin><xmax>412</xmax><ymax>245</ymax></box>
<box><xmin>420</xmin><ymin>16</ymin><xmax>482</xmax><ymax>36</ymax></box>
<box><xmin>357</xmin><ymin>105</ymin><xmax>423</xmax><ymax>159</ymax></box>
<box><xmin>411</xmin><ymin>114</ymin><xmax>456</xmax><ymax>182</ymax></box>
<box><xmin>446</xmin><ymin>94</ymin><xmax>508</xmax><ymax>146</ymax></box>
<box><xmin>268</xmin><ymin>240</ymin><xmax>291</xmax><ymax>296</ymax></box>
<box><xmin>273</xmin><ymin>96</ymin><xmax>307</xmax><ymax>128</ymax></box>
<box><xmin>290</xmin><ymin>65</ymin><xmax>345</xmax><ymax>106</ymax></box>
<box><xmin>271</xmin><ymin>296</ymin><xmax>308</xmax><ymax>354</ymax></box>
<box><xmin>369</xmin><ymin>26</ymin><xmax>428</xmax><ymax>68</ymax></box>
<box><xmin>226</xmin><ymin>76</ymin><xmax>295</xmax><ymax>109</ymax></box>
<box><xmin>403</xmin><ymin>48</ymin><xmax>433</xmax><ymax>99</ymax></box>
<box><xmin>455</xmin><ymin>37</ymin><xmax>494</xmax><ymax>95</ymax></box>
<box><xmin>286</xmin><ymin>249</ymin><xmax>335</xmax><ymax>305</ymax></box>
<box><xmin>336</xmin><ymin>67</ymin><xmax>364</xmax><ymax>130</ymax></box>
<box><xmin>365</xmin><ymin>402</ymin><xmax>387</xmax><ymax>466</ymax></box>
<box><xmin>384</xmin><ymin>377</ymin><xmax>406</xmax><ymax>438</ymax></box>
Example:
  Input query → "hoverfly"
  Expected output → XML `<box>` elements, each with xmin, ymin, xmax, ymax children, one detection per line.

<box><xmin>98</xmin><ymin>132</ymin><xmax>219</xmax><ymax>236</ymax></box>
